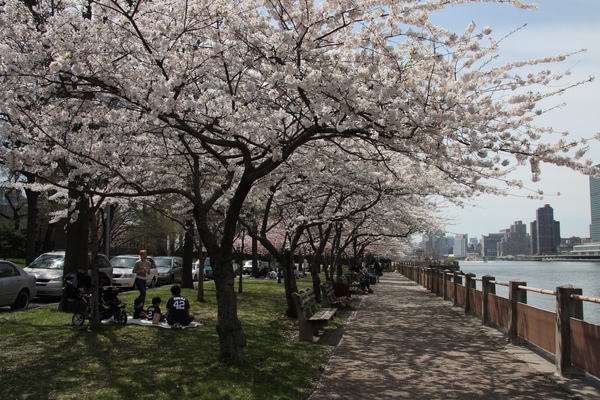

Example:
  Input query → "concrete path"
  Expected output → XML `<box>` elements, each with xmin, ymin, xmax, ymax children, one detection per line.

<box><xmin>309</xmin><ymin>272</ymin><xmax>600</xmax><ymax>400</ymax></box>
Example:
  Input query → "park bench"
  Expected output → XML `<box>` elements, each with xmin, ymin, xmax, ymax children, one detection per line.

<box><xmin>320</xmin><ymin>281</ymin><xmax>349</xmax><ymax>308</ymax></box>
<box><xmin>342</xmin><ymin>274</ymin><xmax>362</xmax><ymax>295</ymax></box>
<box><xmin>292</xmin><ymin>288</ymin><xmax>337</xmax><ymax>342</ymax></box>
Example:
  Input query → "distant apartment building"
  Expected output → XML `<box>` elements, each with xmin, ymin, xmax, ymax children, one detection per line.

<box><xmin>423</xmin><ymin>233</ymin><xmax>451</xmax><ymax>260</ymax></box>
<box><xmin>590</xmin><ymin>172</ymin><xmax>600</xmax><ymax>242</ymax></box>
<box><xmin>481</xmin><ymin>233</ymin><xmax>504</xmax><ymax>258</ymax></box>
<box><xmin>530</xmin><ymin>204</ymin><xmax>561</xmax><ymax>255</ymax></box>
<box><xmin>453</xmin><ymin>234</ymin><xmax>468</xmax><ymax>258</ymax></box>
<box><xmin>570</xmin><ymin>242</ymin><xmax>600</xmax><ymax>256</ymax></box>
<box><xmin>560</xmin><ymin>236</ymin><xmax>582</xmax><ymax>254</ymax></box>
<box><xmin>498</xmin><ymin>221</ymin><xmax>530</xmax><ymax>256</ymax></box>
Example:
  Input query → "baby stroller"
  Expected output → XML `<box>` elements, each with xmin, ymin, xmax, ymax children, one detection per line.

<box><xmin>64</xmin><ymin>272</ymin><xmax>128</xmax><ymax>326</ymax></box>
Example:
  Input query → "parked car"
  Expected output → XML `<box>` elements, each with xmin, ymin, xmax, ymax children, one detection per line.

<box><xmin>242</xmin><ymin>260</ymin><xmax>269</xmax><ymax>275</ymax></box>
<box><xmin>192</xmin><ymin>258</ymin><xmax>212</xmax><ymax>280</ymax></box>
<box><xmin>24</xmin><ymin>251</ymin><xmax>113</xmax><ymax>297</ymax></box>
<box><xmin>153</xmin><ymin>256</ymin><xmax>183</xmax><ymax>284</ymax></box>
<box><xmin>192</xmin><ymin>258</ymin><xmax>240</xmax><ymax>280</ymax></box>
<box><xmin>0</xmin><ymin>260</ymin><xmax>37</xmax><ymax>309</ymax></box>
<box><xmin>110</xmin><ymin>255</ymin><xmax>158</xmax><ymax>289</ymax></box>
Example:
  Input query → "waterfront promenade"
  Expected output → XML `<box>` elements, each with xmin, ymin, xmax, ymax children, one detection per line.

<box><xmin>308</xmin><ymin>272</ymin><xmax>600</xmax><ymax>400</ymax></box>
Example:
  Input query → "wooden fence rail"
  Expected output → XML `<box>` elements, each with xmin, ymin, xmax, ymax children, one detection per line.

<box><xmin>395</xmin><ymin>262</ymin><xmax>600</xmax><ymax>380</ymax></box>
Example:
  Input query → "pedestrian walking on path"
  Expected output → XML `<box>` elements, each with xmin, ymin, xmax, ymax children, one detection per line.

<box><xmin>309</xmin><ymin>272</ymin><xmax>591</xmax><ymax>400</ymax></box>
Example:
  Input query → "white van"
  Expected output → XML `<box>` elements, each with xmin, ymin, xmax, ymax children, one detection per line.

<box><xmin>110</xmin><ymin>255</ymin><xmax>158</xmax><ymax>289</ymax></box>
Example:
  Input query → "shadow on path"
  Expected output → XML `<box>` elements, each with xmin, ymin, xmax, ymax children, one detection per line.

<box><xmin>308</xmin><ymin>273</ymin><xmax>580</xmax><ymax>400</ymax></box>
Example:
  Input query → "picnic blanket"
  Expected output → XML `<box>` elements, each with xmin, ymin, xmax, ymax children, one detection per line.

<box><xmin>125</xmin><ymin>318</ymin><xmax>203</xmax><ymax>329</ymax></box>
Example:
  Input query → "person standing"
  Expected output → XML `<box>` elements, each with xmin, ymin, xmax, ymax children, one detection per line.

<box><xmin>133</xmin><ymin>250</ymin><xmax>150</xmax><ymax>301</ymax></box>
<box><xmin>374</xmin><ymin>261</ymin><xmax>382</xmax><ymax>283</ymax></box>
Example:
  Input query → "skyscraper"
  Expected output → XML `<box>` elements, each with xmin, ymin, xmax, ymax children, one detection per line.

<box><xmin>498</xmin><ymin>221</ymin><xmax>530</xmax><ymax>256</ymax></box>
<box><xmin>454</xmin><ymin>234</ymin><xmax>468</xmax><ymax>258</ymax></box>
<box><xmin>530</xmin><ymin>204</ymin><xmax>561</xmax><ymax>255</ymax></box>
<box><xmin>481</xmin><ymin>233</ymin><xmax>504</xmax><ymax>258</ymax></box>
<box><xmin>590</xmin><ymin>173</ymin><xmax>600</xmax><ymax>242</ymax></box>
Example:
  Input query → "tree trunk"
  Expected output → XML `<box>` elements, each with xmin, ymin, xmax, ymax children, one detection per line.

<box><xmin>310</xmin><ymin>259</ymin><xmax>322</xmax><ymax>303</ymax></box>
<box><xmin>24</xmin><ymin>178</ymin><xmax>39</xmax><ymax>265</ymax></box>
<box><xmin>196</xmin><ymin>249</ymin><xmax>205</xmax><ymax>302</ymax></box>
<box><xmin>283</xmin><ymin>251</ymin><xmax>299</xmax><ymax>318</ymax></box>
<box><xmin>181</xmin><ymin>219</ymin><xmax>194</xmax><ymax>289</ymax></box>
<box><xmin>60</xmin><ymin>190</ymin><xmax>89</xmax><ymax>312</ymax></box>
<box><xmin>87</xmin><ymin>202</ymin><xmax>101</xmax><ymax>330</ymax></box>
<box><xmin>251</xmin><ymin>228</ymin><xmax>259</xmax><ymax>277</ymax></box>
<box><xmin>213</xmin><ymin>250</ymin><xmax>246</xmax><ymax>365</ymax></box>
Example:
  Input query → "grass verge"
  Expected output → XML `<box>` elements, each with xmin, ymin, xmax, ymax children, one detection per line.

<box><xmin>0</xmin><ymin>279</ymin><xmax>351</xmax><ymax>400</ymax></box>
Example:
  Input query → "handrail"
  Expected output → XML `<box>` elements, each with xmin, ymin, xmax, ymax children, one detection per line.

<box><xmin>571</xmin><ymin>294</ymin><xmax>600</xmax><ymax>304</ymax></box>
<box><xmin>517</xmin><ymin>285</ymin><xmax>556</xmax><ymax>296</ymax></box>
<box><xmin>395</xmin><ymin>262</ymin><xmax>600</xmax><ymax>380</ymax></box>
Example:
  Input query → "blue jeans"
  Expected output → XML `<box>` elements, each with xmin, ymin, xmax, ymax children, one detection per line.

<box><xmin>167</xmin><ymin>314</ymin><xmax>194</xmax><ymax>326</ymax></box>
<box><xmin>135</xmin><ymin>278</ymin><xmax>147</xmax><ymax>301</ymax></box>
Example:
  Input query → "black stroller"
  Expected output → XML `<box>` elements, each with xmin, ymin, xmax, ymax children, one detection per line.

<box><xmin>64</xmin><ymin>272</ymin><xmax>128</xmax><ymax>326</ymax></box>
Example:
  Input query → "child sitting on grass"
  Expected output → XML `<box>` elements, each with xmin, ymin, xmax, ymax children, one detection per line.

<box><xmin>146</xmin><ymin>296</ymin><xmax>165</xmax><ymax>323</ymax></box>
<box><xmin>132</xmin><ymin>297</ymin><xmax>146</xmax><ymax>319</ymax></box>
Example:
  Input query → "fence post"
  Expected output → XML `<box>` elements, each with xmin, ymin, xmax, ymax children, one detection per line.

<box><xmin>431</xmin><ymin>268</ymin><xmax>438</xmax><ymax>294</ymax></box>
<box><xmin>442</xmin><ymin>270</ymin><xmax>450</xmax><ymax>300</ymax></box>
<box><xmin>508</xmin><ymin>280</ymin><xmax>527</xmax><ymax>345</ymax></box>
<box><xmin>555</xmin><ymin>285</ymin><xmax>584</xmax><ymax>377</ymax></box>
<box><xmin>453</xmin><ymin>271</ymin><xmax>461</xmax><ymax>307</ymax></box>
<box><xmin>464</xmin><ymin>273</ymin><xmax>475</xmax><ymax>314</ymax></box>
<box><xmin>481</xmin><ymin>275</ymin><xmax>495</xmax><ymax>326</ymax></box>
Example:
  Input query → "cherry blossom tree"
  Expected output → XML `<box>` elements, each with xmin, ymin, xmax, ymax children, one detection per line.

<box><xmin>1</xmin><ymin>0</ymin><xmax>596</xmax><ymax>364</ymax></box>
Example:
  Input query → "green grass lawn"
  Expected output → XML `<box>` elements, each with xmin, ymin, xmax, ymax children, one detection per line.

<box><xmin>0</xmin><ymin>279</ymin><xmax>348</xmax><ymax>400</ymax></box>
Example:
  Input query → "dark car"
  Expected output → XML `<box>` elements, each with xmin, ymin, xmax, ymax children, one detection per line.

<box><xmin>153</xmin><ymin>256</ymin><xmax>183</xmax><ymax>284</ymax></box>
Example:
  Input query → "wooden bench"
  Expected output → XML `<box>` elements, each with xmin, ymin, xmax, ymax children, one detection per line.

<box><xmin>343</xmin><ymin>274</ymin><xmax>362</xmax><ymax>295</ymax></box>
<box><xmin>320</xmin><ymin>281</ymin><xmax>349</xmax><ymax>308</ymax></box>
<box><xmin>292</xmin><ymin>288</ymin><xmax>337</xmax><ymax>342</ymax></box>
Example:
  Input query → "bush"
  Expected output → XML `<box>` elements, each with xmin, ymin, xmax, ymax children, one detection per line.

<box><xmin>0</xmin><ymin>224</ymin><xmax>26</xmax><ymax>258</ymax></box>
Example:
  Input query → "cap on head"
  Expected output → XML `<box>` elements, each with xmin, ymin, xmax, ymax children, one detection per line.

<box><xmin>139</xmin><ymin>250</ymin><xmax>147</xmax><ymax>254</ymax></box>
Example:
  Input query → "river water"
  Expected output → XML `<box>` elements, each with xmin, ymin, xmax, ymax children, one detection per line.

<box><xmin>457</xmin><ymin>260</ymin><xmax>600</xmax><ymax>326</ymax></box>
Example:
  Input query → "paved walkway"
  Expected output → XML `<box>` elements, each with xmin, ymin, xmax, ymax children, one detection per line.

<box><xmin>309</xmin><ymin>272</ymin><xmax>600</xmax><ymax>400</ymax></box>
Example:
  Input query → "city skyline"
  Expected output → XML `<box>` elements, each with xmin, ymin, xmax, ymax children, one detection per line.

<box><xmin>434</xmin><ymin>0</ymin><xmax>600</xmax><ymax>240</ymax></box>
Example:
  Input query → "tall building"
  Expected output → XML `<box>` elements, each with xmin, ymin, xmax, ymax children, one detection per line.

<box><xmin>481</xmin><ymin>233</ymin><xmax>504</xmax><ymax>258</ymax></box>
<box><xmin>530</xmin><ymin>204</ymin><xmax>561</xmax><ymax>255</ymax></box>
<box><xmin>423</xmin><ymin>234</ymin><xmax>451</xmax><ymax>260</ymax></box>
<box><xmin>498</xmin><ymin>221</ymin><xmax>530</xmax><ymax>256</ymax></box>
<box><xmin>454</xmin><ymin>234</ymin><xmax>468</xmax><ymax>258</ymax></box>
<box><xmin>590</xmin><ymin>173</ymin><xmax>600</xmax><ymax>242</ymax></box>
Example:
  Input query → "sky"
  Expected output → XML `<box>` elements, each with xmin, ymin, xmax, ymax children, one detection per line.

<box><xmin>428</xmin><ymin>0</ymin><xmax>600</xmax><ymax>240</ymax></box>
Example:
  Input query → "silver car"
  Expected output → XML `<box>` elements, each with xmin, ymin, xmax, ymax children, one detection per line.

<box><xmin>0</xmin><ymin>260</ymin><xmax>37</xmax><ymax>309</ymax></box>
<box><xmin>24</xmin><ymin>251</ymin><xmax>113</xmax><ymax>297</ymax></box>
<box><xmin>153</xmin><ymin>256</ymin><xmax>183</xmax><ymax>285</ymax></box>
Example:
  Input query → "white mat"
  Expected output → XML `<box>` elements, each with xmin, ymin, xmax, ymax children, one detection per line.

<box><xmin>126</xmin><ymin>318</ymin><xmax>203</xmax><ymax>329</ymax></box>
